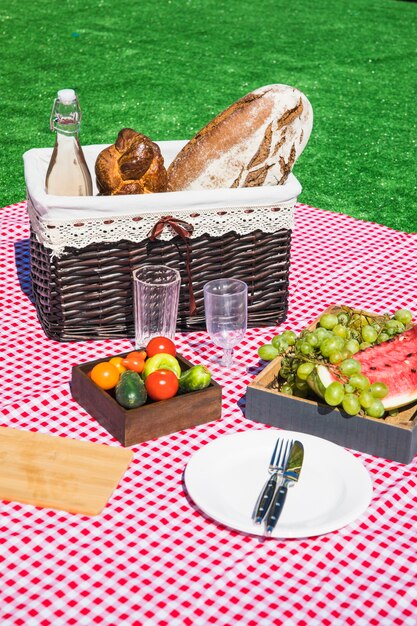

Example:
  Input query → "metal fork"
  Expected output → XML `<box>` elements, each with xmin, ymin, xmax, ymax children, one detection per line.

<box><xmin>252</xmin><ymin>438</ymin><xmax>293</xmax><ymax>524</ymax></box>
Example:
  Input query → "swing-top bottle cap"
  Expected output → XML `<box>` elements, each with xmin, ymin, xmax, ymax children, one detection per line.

<box><xmin>57</xmin><ymin>89</ymin><xmax>76</xmax><ymax>104</ymax></box>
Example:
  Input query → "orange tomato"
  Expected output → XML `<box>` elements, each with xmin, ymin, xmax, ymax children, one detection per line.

<box><xmin>90</xmin><ymin>362</ymin><xmax>120</xmax><ymax>390</ymax></box>
<box><xmin>108</xmin><ymin>356</ymin><xmax>127</xmax><ymax>374</ymax></box>
<box><xmin>122</xmin><ymin>350</ymin><xmax>147</xmax><ymax>373</ymax></box>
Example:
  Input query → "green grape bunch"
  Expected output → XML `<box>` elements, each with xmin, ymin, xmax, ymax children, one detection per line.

<box><xmin>257</xmin><ymin>306</ymin><xmax>413</xmax><ymax>419</ymax></box>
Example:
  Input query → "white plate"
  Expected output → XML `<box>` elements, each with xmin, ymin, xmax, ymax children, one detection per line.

<box><xmin>184</xmin><ymin>430</ymin><xmax>373</xmax><ymax>538</ymax></box>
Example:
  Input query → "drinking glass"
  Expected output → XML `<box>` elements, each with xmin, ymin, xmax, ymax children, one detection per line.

<box><xmin>203</xmin><ymin>278</ymin><xmax>248</xmax><ymax>368</ymax></box>
<box><xmin>133</xmin><ymin>265</ymin><xmax>181</xmax><ymax>347</ymax></box>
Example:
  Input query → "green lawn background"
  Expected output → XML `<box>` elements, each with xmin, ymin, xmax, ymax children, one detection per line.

<box><xmin>1</xmin><ymin>0</ymin><xmax>416</xmax><ymax>232</ymax></box>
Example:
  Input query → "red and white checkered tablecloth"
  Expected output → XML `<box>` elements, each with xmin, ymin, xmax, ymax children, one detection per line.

<box><xmin>0</xmin><ymin>201</ymin><xmax>416</xmax><ymax>626</ymax></box>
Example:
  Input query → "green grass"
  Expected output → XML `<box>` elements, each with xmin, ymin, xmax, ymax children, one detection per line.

<box><xmin>1</xmin><ymin>0</ymin><xmax>416</xmax><ymax>232</ymax></box>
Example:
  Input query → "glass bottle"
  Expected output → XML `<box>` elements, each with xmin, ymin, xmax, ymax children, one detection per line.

<box><xmin>45</xmin><ymin>88</ymin><xmax>93</xmax><ymax>196</ymax></box>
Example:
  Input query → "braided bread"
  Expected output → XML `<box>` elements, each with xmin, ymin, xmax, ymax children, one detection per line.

<box><xmin>95</xmin><ymin>128</ymin><xmax>168</xmax><ymax>195</ymax></box>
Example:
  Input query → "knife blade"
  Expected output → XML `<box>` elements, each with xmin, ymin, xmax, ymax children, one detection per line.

<box><xmin>265</xmin><ymin>440</ymin><xmax>304</xmax><ymax>536</ymax></box>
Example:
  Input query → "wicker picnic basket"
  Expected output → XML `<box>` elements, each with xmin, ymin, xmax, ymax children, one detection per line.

<box><xmin>24</xmin><ymin>142</ymin><xmax>299</xmax><ymax>342</ymax></box>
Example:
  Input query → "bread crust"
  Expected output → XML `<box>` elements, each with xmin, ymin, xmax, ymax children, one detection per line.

<box><xmin>95</xmin><ymin>128</ymin><xmax>168</xmax><ymax>195</ymax></box>
<box><xmin>167</xmin><ymin>85</ymin><xmax>313</xmax><ymax>191</ymax></box>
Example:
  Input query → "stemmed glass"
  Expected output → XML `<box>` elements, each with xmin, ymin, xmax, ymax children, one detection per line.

<box><xmin>203</xmin><ymin>278</ymin><xmax>248</xmax><ymax>368</ymax></box>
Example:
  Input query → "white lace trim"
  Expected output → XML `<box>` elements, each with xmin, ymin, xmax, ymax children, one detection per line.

<box><xmin>27</xmin><ymin>199</ymin><xmax>295</xmax><ymax>257</ymax></box>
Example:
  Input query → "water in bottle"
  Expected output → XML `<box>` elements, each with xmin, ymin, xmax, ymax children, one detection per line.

<box><xmin>45</xmin><ymin>88</ymin><xmax>93</xmax><ymax>196</ymax></box>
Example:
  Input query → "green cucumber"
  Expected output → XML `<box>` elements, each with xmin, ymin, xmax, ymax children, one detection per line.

<box><xmin>179</xmin><ymin>365</ymin><xmax>211</xmax><ymax>393</ymax></box>
<box><xmin>115</xmin><ymin>370</ymin><xmax>147</xmax><ymax>409</ymax></box>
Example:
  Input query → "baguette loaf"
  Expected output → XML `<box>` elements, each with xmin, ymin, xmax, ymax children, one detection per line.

<box><xmin>167</xmin><ymin>84</ymin><xmax>313</xmax><ymax>191</ymax></box>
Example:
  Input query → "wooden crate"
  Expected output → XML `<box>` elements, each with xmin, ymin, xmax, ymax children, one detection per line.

<box><xmin>71</xmin><ymin>353</ymin><xmax>222</xmax><ymax>447</ymax></box>
<box><xmin>246</xmin><ymin>307</ymin><xmax>417</xmax><ymax>464</ymax></box>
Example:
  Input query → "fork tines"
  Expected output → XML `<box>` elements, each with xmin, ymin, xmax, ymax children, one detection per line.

<box><xmin>252</xmin><ymin>437</ymin><xmax>293</xmax><ymax>524</ymax></box>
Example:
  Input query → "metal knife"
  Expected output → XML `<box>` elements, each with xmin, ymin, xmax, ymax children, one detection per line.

<box><xmin>265</xmin><ymin>440</ymin><xmax>304</xmax><ymax>536</ymax></box>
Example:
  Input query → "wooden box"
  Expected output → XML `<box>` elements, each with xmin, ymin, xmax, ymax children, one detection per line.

<box><xmin>246</xmin><ymin>308</ymin><xmax>417</xmax><ymax>464</ymax></box>
<box><xmin>71</xmin><ymin>353</ymin><xmax>222</xmax><ymax>447</ymax></box>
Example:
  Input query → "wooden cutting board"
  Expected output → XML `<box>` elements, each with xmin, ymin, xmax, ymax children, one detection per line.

<box><xmin>0</xmin><ymin>426</ymin><xmax>133</xmax><ymax>516</ymax></box>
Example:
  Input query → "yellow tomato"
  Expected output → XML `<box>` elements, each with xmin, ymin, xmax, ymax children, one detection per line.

<box><xmin>109</xmin><ymin>356</ymin><xmax>127</xmax><ymax>374</ymax></box>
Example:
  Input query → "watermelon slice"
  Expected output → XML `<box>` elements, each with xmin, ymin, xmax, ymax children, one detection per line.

<box><xmin>308</xmin><ymin>325</ymin><xmax>417</xmax><ymax>411</ymax></box>
<box><xmin>355</xmin><ymin>325</ymin><xmax>417</xmax><ymax>410</ymax></box>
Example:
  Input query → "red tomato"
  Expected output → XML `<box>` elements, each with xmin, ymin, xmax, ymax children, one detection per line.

<box><xmin>146</xmin><ymin>336</ymin><xmax>176</xmax><ymax>358</ymax></box>
<box><xmin>122</xmin><ymin>350</ymin><xmax>147</xmax><ymax>373</ymax></box>
<box><xmin>145</xmin><ymin>369</ymin><xmax>179</xmax><ymax>401</ymax></box>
